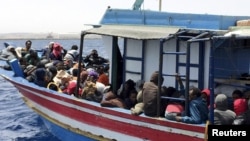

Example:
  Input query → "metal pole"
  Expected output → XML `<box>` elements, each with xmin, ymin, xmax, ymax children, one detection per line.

<box><xmin>159</xmin><ymin>0</ymin><xmax>162</xmax><ymax>11</ymax></box>
<box><xmin>157</xmin><ymin>39</ymin><xmax>164</xmax><ymax>117</ymax></box>
<box><xmin>76</xmin><ymin>31</ymin><xmax>85</xmax><ymax>97</ymax></box>
<box><xmin>209</xmin><ymin>38</ymin><xmax>214</xmax><ymax>124</ymax></box>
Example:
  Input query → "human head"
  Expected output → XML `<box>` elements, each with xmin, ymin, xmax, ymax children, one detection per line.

<box><xmin>48</xmin><ymin>42</ymin><xmax>54</xmax><ymax>49</ymax></box>
<box><xmin>96</xmin><ymin>66</ymin><xmax>104</xmax><ymax>74</ymax></box>
<box><xmin>201</xmin><ymin>88</ymin><xmax>210</xmax><ymax>104</ymax></box>
<box><xmin>80</xmin><ymin>70</ymin><xmax>88</xmax><ymax>83</ymax></box>
<box><xmin>88</xmin><ymin>70</ymin><xmax>99</xmax><ymax>82</ymax></box>
<box><xmin>129</xmin><ymin>89</ymin><xmax>138</xmax><ymax>104</ymax></box>
<box><xmin>150</xmin><ymin>71</ymin><xmax>164</xmax><ymax>85</ymax></box>
<box><xmin>53</xmin><ymin>43</ymin><xmax>62</xmax><ymax>51</ymax></box>
<box><xmin>72</xmin><ymin>69</ymin><xmax>78</xmax><ymax>77</ymax></box>
<box><xmin>165</xmin><ymin>86</ymin><xmax>177</xmax><ymax>97</ymax></box>
<box><xmin>48</xmin><ymin>66</ymin><xmax>57</xmax><ymax>77</ymax></box>
<box><xmin>25</xmin><ymin>40</ymin><xmax>32</xmax><ymax>50</ymax></box>
<box><xmin>135</xmin><ymin>79</ymin><xmax>145</xmax><ymax>91</ymax></box>
<box><xmin>215</xmin><ymin>94</ymin><xmax>228</xmax><ymax>111</ymax></box>
<box><xmin>29</xmin><ymin>50</ymin><xmax>38</xmax><ymax>58</ymax></box>
<box><xmin>91</xmin><ymin>49</ymin><xmax>98</xmax><ymax>57</ymax></box>
<box><xmin>124</xmin><ymin>79</ymin><xmax>136</xmax><ymax>90</ymax></box>
<box><xmin>71</xmin><ymin>45</ymin><xmax>78</xmax><ymax>50</ymax></box>
<box><xmin>7</xmin><ymin>45</ymin><xmax>15</xmax><ymax>53</ymax></box>
<box><xmin>232</xmin><ymin>89</ymin><xmax>243</xmax><ymax>100</ymax></box>
<box><xmin>189</xmin><ymin>86</ymin><xmax>201</xmax><ymax>100</ymax></box>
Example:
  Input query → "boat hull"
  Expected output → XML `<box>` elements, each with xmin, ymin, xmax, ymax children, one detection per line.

<box><xmin>0</xmin><ymin>69</ymin><xmax>205</xmax><ymax>141</ymax></box>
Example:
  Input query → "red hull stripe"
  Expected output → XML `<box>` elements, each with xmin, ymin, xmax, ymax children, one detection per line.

<box><xmin>12</xmin><ymin>81</ymin><xmax>204</xmax><ymax>141</ymax></box>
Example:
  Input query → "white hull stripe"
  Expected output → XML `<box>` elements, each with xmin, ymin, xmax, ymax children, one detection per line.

<box><xmin>19</xmin><ymin>86</ymin><xmax>204</xmax><ymax>139</ymax></box>
<box><xmin>31</xmin><ymin>100</ymin><xmax>139</xmax><ymax>141</ymax></box>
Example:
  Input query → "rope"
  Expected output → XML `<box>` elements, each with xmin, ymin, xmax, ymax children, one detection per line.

<box><xmin>204</xmin><ymin>120</ymin><xmax>210</xmax><ymax>141</ymax></box>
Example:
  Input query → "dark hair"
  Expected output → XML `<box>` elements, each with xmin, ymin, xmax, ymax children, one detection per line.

<box><xmin>232</xmin><ymin>89</ymin><xmax>243</xmax><ymax>97</ymax></box>
<box><xmin>72</xmin><ymin>69</ymin><xmax>78</xmax><ymax>77</ymax></box>
<box><xmin>36</xmin><ymin>62</ymin><xmax>45</xmax><ymax>68</ymax></box>
<box><xmin>71</xmin><ymin>45</ymin><xmax>78</xmax><ymax>50</ymax></box>
<box><xmin>26</xmin><ymin>40</ymin><xmax>32</xmax><ymax>45</ymax></box>
<box><xmin>190</xmin><ymin>86</ymin><xmax>201</xmax><ymax>97</ymax></box>
<box><xmin>48</xmin><ymin>66</ymin><xmax>57</xmax><ymax>76</ymax></box>
<box><xmin>165</xmin><ymin>86</ymin><xmax>177</xmax><ymax>97</ymax></box>
<box><xmin>125</xmin><ymin>79</ymin><xmax>136</xmax><ymax>88</ymax></box>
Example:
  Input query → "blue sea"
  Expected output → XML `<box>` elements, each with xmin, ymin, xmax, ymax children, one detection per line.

<box><xmin>0</xmin><ymin>38</ymin><xmax>105</xmax><ymax>141</ymax></box>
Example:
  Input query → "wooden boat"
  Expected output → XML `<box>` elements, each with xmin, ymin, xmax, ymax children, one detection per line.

<box><xmin>1</xmin><ymin>5</ymin><xmax>250</xmax><ymax>141</ymax></box>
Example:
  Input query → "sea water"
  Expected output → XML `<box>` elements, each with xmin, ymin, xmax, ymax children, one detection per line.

<box><xmin>0</xmin><ymin>38</ymin><xmax>105</xmax><ymax>141</ymax></box>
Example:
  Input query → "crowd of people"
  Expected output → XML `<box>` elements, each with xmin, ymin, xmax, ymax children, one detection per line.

<box><xmin>1</xmin><ymin>40</ymin><xmax>249</xmax><ymax>125</ymax></box>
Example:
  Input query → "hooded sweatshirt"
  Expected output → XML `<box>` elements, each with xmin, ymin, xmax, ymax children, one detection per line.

<box><xmin>233</xmin><ymin>99</ymin><xmax>250</xmax><ymax>125</ymax></box>
<box><xmin>143</xmin><ymin>71</ymin><xmax>164</xmax><ymax>117</ymax></box>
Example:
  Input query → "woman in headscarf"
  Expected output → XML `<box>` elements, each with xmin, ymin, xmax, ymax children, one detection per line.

<box><xmin>49</xmin><ymin>42</ymin><xmax>63</xmax><ymax>61</ymax></box>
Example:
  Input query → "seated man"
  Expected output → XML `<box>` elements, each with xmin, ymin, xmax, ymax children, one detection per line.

<box><xmin>142</xmin><ymin>71</ymin><xmax>165</xmax><ymax>117</ymax></box>
<box><xmin>213</xmin><ymin>94</ymin><xmax>236</xmax><ymax>125</ymax></box>
<box><xmin>63</xmin><ymin>45</ymin><xmax>79</xmax><ymax>62</ymax></box>
<box><xmin>175</xmin><ymin>87</ymin><xmax>208</xmax><ymax>124</ymax></box>
<box><xmin>15</xmin><ymin>40</ymin><xmax>32</xmax><ymax>58</ymax></box>
<box><xmin>83</xmin><ymin>49</ymin><xmax>108</xmax><ymax>69</ymax></box>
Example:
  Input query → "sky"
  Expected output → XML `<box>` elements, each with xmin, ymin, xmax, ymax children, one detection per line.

<box><xmin>0</xmin><ymin>0</ymin><xmax>250</xmax><ymax>34</ymax></box>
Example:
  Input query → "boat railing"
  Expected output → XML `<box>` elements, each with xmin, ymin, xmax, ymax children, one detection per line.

<box><xmin>161</xmin><ymin>96</ymin><xmax>185</xmax><ymax>101</ymax></box>
<box><xmin>158</xmin><ymin>36</ymin><xmax>191</xmax><ymax>116</ymax></box>
<box><xmin>158</xmin><ymin>30</ymin><xmax>213</xmax><ymax>118</ymax></box>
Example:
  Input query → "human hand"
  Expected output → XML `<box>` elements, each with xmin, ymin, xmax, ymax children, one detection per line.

<box><xmin>175</xmin><ymin>116</ymin><xmax>182</xmax><ymax>122</ymax></box>
<box><xmin>175</xmin><ymin>73</ymin><xmax>181</xmax><ymax>81</ymax></box>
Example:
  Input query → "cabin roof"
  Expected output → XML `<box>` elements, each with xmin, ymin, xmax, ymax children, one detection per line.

<box><xmin>84</xmin><ymin>25</ymin><xmax>180</xmax><ymax>40</ymax></box>
<box><xmin>225</xmin><ymin>26</ymin><xmax>250</xmax><ymax>37</ymax></box>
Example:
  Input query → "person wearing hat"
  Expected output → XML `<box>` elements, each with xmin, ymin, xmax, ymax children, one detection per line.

<box><xmin>53</xmin><ymin>70</ymin><xmax>72</xmax><ymax>92</ymax></box>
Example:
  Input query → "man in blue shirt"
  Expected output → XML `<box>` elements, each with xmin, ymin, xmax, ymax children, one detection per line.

<box><xmin>175</xmin><ymin>87</ymin><xmax>208</xmax><ymax>124</ymax></box>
